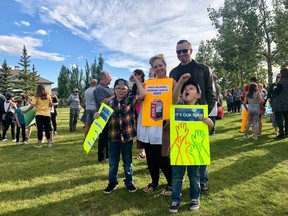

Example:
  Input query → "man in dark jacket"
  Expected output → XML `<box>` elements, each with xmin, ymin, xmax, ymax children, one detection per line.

<box><xmin>169</xmin><ymin>39</ymin><xmax>216</xmax><ymax>195</ymax></box>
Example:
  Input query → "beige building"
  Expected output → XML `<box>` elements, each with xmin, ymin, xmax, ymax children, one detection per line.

<box><xmin>10</xmin><ymin>66</ymin><xmax>54</xmax><ymax>93</ymax></box>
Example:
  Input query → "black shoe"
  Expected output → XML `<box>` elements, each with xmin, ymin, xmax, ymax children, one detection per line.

<box><xmin>200</xmin><ymin>184</ymin><xmax>208</xmax><ymax>195</ymax></box>
<box><xmin>276</xmin><ymin>133</ymin><xmax>286</xmax><ymax>139</ymax></box>
<box><xmin>104</xmin><ymin>183</ymin><xmax>117</xmax><ymax>194</ymax></box>
<box><xmin>169</xmin><ymin>201</ymin><xmax>180</xmax><ymax>213</ymax></box>
<box><xmin>189</xmin><ymin>199</ymin><xmax>200</xmax><ymax>211</ymax></box>
<box><xmin>126</xmin><ymin>184</ymin><xmax>137</xmax><ymax>192</ymax></box>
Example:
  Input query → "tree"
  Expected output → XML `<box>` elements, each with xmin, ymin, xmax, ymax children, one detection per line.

<box><xmin>57</xmin><ymin>65</ymin><xmax>71</xmax><ymax>99</ymax></box>
<box><xmin>0</xmin><ymin>60</ymin><xmax>13</xmax><ymax>94</ymax></box>
<box><xmin>18</xmin><ymin>45</ymin><xmax>38</xmax><ymax>96</ymax></box>
<box><xmin>208</xmin><ymin>0</ymin><xmax>264</xmax><ymax>87</ymax></box>
<box><xmin>84</xmin><ymin>60</ymin><xmax>91</xmax><ymax>90</ymax></box>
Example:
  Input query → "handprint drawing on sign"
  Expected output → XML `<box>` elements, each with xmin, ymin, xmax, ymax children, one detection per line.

<box><xmin>188</xmin><ymin>130</ymin><xmax>210</xmax><ymax>164</ymax></box>
<box><xmin>171</xmin><ymin>122</ymin><xmax>190</xmax><ymax>164</ymax></box>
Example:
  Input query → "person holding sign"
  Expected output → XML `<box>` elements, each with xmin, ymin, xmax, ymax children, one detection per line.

<box><xmin>99</xmin><ymin>76</ymin><xmax>146</xmax><ymax>194</ymax></box>
<box><xmin>169</xmin><ymin>73</ymin><xmax>213</xmax><ymax>213</ymax></box>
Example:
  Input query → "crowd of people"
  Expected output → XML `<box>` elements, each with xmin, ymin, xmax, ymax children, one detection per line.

<box><xmin>1</xmin><ymin>38</ymin><xmax>287</xmax><ymax>214</ymax></box>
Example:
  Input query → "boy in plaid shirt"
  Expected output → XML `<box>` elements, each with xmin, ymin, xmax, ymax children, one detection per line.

<box><xmin>96</xmin><ymin>75</ymin><xmax>146</xmax><ymax>194</ymax></box>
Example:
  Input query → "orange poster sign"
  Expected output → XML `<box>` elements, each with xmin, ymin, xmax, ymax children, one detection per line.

<box><xmin>142</xmin><ymin>78</ymin><xmax>173</xmax><ymax>126</ymax></box>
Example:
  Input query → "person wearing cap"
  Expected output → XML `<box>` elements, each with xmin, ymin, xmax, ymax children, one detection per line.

<box><xmin>67</xmin><ymin>87</ymin><xmax>81</xmax><ymax>132</ymax></box>
<box><xmin>169</xmin><ymin>39</ymin><xmax>216</xmax><ymax>195</ymax></box>
<box><xmin>97</xmin><ymin>75</ymin><xmax>146</xmax><ymax>194</ymax></box>
<box><xmin>93</xmin><ymin>70</ymin><xmax>114</xmax><ymax>162</ymax></box>
<box><xmin>169</xmin><ymin>73</ymin><xmax>214</xmax><ymax>213</ymax></box>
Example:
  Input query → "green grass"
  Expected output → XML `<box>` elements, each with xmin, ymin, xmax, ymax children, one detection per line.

<box><xmin>0</xmin><ymin>108</ymin><xmax>288</xmax><ymax>216</ymax></box>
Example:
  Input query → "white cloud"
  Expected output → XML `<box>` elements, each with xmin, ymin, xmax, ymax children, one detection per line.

<box><xmin>14</xmin><ymin>20</ymin><xmax>30</xmax><ymax>27</ymax></box>
<box><xmin>0</xmin><ymin>35</ymin><xmax>65</xmax><ymax>61</ymax></box>
<box><xmin>35</xmin><ymin>29</ymin><xmax>49</xmax><ymax>35</ymax></box>
<box><xmin>15</xmin><ymin>0</ymin><xmax>224</xmax><ymax>71</ymax></box>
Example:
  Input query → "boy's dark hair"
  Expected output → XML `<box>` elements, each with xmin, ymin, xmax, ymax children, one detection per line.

<box><xmin>16</xmin><ymin>100</ymin><xmax>23</xmax><ymax>105</ymax></box>
<box><xmin>181</xmin><ymin>79</ymin><xmax>201</xmax><ymax>95</ymax></box>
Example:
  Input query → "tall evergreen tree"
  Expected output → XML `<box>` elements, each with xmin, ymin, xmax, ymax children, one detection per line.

<box><xmin>30</xmin><ymin>64</ymin><xmax>39</xmax><ymax>94</ymax></box>
<box><xmin>0</xmin><ymin>60</ymin><xmax>13</xmax><ymax>94</ymax></box>
<box><xmin>57</xmin><ymin>65</ymin><xmax>71</xmax><ymax>98</ymax></box>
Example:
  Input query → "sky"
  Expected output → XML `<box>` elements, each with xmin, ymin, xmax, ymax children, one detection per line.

<box><xmin>0</xmin><ymin>0</ymin><xmax>224</xmax><ymax>88</ymax></box>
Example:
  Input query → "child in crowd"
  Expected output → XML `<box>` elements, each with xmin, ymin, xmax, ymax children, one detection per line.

<box><xmin>243</xmin><ymin>83</ymin><xmax>264</xmax><ymax>140</ymax></box>
<box><xmin>96</xmin><ymin>75</ymin><xmax>146</xmax><ymax>194</ymax></box>
<box><xmin>14</xmin><ymin>100</ymin><xmax>27</xmax><ymax>145</ymax></box>
<box><xmin>169</xmin><ymin>73</ymin><xmax>213</xmax><ymax>213</ymax></box>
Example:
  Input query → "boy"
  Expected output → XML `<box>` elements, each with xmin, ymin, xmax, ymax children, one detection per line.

<box><xmin>169</xmin><ymin>73</ymin><xmax>213</xmax><ymax>213</ymax></box>
<box><xmin>14</xmin><ymin>100</ymin><xmax>26</xmax><ymax>145</ymax></box>
<box><xmin>96</xmin><ymin>75</ymin><xmax>146</xmax><ymax>194</ymax></box>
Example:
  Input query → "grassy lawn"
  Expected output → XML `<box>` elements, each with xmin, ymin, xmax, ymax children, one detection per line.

<box><xmin>0</xmin><ymin>107</ymin><xmax>288</xmax><ymax>216</ymax></box>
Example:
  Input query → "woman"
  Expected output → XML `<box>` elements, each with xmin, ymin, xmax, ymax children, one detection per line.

<box><xmin>272</xmin><ymin>68</ymin><xmax>288</xmax><ymax>139</ymax></box>
<box><xmin>2</xmin><ymin>93</ymin><xmax>17</xmax><ymax>142</ymax></box>
<box><xmin>51</xmin><ymin>93</ymin><xmax>59</xmax><ymax>135</ymax></box>
<box><xmin>138</xmin><ymin>54</ymin><xmax>175</xmax><ymax>195</ymax></box>
<box><xmin>243</xmin><ymin>83</ymin><xmax>264</xmax><ymax>140</ymax></box>
<box><xmin>23</xmin><ymin>84</ymin><xmax>52</xmax><ymax>148</ymax></box>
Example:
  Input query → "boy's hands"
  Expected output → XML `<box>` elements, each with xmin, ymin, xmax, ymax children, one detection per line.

<box><xmin>179</xmin><ymin>73</ymin><xmax>191</xmax><ymax>84</ymax></box>
<box><xmin>129</xmin><ymin>74</ymin><xmax>137</xmax><ymax>82</ymax></box>
<box><xmin>94</xmin><ymin>112</ymin><xmax>100</xmax><ymax>119</ymax></box>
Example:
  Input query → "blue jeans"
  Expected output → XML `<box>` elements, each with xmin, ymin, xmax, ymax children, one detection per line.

<box><xmin>108</xmin><ymin>140</ymin><xmax>133</xmax><ymax>186</ymax></box>
<box><xmin>172</xmin><ymin>165</ymin><xmax>200</xmax><ymax>203</ymax></box>
<box><xmin>200</xmin><ymin>165</ymin><xmax>208</xmax><ymax>186</ymax></box>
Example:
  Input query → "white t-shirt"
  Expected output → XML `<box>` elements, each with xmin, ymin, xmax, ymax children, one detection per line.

<box><xmin>137</xmin><ymin>103</ymin><xmax>163</xmax><ymax>145</ymax></box>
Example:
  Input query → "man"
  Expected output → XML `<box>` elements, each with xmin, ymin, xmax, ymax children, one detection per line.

<box><xmin>67</xmin><ymin>88</ymin><xmax>80</xmax><ymax>132</ymax></box>
<box><xmin>169</xmin><ymin>39</ymin><xmax>216</xmax><ymax>194</ymax></box>
<box><xmin>0</xmin><ymin>92</ymin><xmax>7</xmax><ymax>138</ymax></box>
<box><xmin>84</xmin><ymin>79</ymin><xmax>97</xmax><ymax>137</ymax></box>
<box><xmin>93</xmin><ymin>71</ymin><xmax>114</xmax><ymax>162</ymax></box>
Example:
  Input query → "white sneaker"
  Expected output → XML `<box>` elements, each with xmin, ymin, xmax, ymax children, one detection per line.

<box><xmin>12</xmin><ymin>139</ymin><xmax>16</xmax><ymax>142</ymax></box>
<box><xmin>16</xmin><ymin>142</ymin><xmax>20</xmax><ymax>145</ymax></box>
<box><xmin>2</xmin><ymin>139</ymin><xmax>7</xmax><ymax>142</ymax></box>
<box><xmin>54</xmin><ymin>131</ymin><xmax>57</xmax><ymax>135</ymax></box>
<box><xmin>22</xmin><ymin>141</ymin><xmax>27</xmax><ymax>145</ymax></box>
<box><xmin>35</xmin><ymin>145</ymin><xmax>42</xmax><ymax>149</ymax></box>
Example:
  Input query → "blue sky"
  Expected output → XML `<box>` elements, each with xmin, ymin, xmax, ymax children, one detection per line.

<box><xmin>0</xmin><ymin>0</ymin><xmax>224</xmax><ymax>88</ymax></box>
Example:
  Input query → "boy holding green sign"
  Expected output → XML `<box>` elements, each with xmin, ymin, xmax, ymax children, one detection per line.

<box><xmin>169</xmin><ymin>73</ymin><xmax>213</xmax><ymax>213</ymax></box>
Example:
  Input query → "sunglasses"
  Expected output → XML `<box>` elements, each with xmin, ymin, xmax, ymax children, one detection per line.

<box><xmin>176</xmin><ymin>49</ymin><xmax>189</xmax><ymax>54</ymax></box>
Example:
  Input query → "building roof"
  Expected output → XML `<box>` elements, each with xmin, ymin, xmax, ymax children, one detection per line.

<box><xmin>10</xmin><ymin>69</ymin><xmax>54</xmax><ymax>84</ymax></box>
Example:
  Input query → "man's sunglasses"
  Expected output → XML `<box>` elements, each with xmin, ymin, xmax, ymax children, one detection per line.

<box><xmin>176</xmin><ymin>49</ymin><xmax>189</xmax><ymax>54</ymax></box>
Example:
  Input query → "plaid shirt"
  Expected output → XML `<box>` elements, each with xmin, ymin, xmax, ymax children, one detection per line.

<box><xmin>108</xmin><ymin>95</ymin><xmax>141</xmax><ymax>143</ymax></box>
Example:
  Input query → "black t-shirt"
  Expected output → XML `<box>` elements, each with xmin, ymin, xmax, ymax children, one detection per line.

<box><xmin>170</xmin><ymin>60</ymin><xmax>197</xmax><ymax>82</ymax></box>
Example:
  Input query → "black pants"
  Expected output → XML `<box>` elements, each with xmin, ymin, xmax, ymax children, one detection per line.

<box><xmin>36</xmin><ymin>115</ymin><xmax>51</xmax><ymax>141</ymax></box>
<box><xmin>142</xmin><ymin>141</ymin><xmax>172</xmax><ymax>187</ymax></box>
<box><xmin>98</xmin><ymin>124</ymin><xmax>109</xmax><ymax>162</ymax></box>
<box><xmin>275</xmin><ymin>111</ymin><xmax>288</xmax><ymax>136</ymax></box>
<box><xmin>16</xmin><ymin>123</ymin><xmax>26</xmax><ymax>142</ymax></box>
<box><xmin>2</xmin><ymin>120</ymin><xmax>15</xmax><ymax>140</ymax></box>
<box><xmin>51</xmin><ymin>112</ymin><xmax>57</xmax><ymax>132</ymax></box>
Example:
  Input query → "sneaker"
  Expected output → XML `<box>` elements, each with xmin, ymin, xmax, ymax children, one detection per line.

<box><xmin>243</xmin><ymin>135</ymin><xmax>248</xmax><ymax>139</ymax></box>
<box><xmin>54</xmin><ymin>131</ymin><xmax>57</xmax><ymax>135</ymax></box>
<box><xmin>47</xmin><ymin>144</ymin><xmax>52</xmax><ymax>147</ymax></box>
<box><xmin>22</xmin><ymin>141</ymin><xmax>27</xmax><ymax>145</ymax></box>
<box><xmin>50</xmin><ymin>139</ymin><xmax>54</xmax><ymax>144</ymax></box>
<box><xmin>104</xmin><ymin>183</ymin><xmax>117</xmax><ymax>194</ymax></box>
<box><xmin>12</xmin><ymin>139</ymin><xmax>16</xmax><ymax>142</ymax></box>
<box><xmin>189</xmin><ymin>199</ymin><xmax>200</xmax><ymax>211</ymax></box>
<box><xmin>2</xmin><ymin>139</ymin><xmax>7</xmax><ymax>142</ymax></box>
<box><xmin>16</xmin><ymin>142</ymin><xmax>20</xmax><ymax>145</ymax></box>
<box><xmin>126</xmin><ymin>184</ymin><xmax>137</xmax><ymax>192</ymax></box>
<box><xmin>34</xmin><ymin>145</ymin><xmax>42</xmax><ymax>149</ymax></box>
<box><xmin>169</xmin><ymin>201</ymin><xmax>180</xmax><ymax>213</ymax></box>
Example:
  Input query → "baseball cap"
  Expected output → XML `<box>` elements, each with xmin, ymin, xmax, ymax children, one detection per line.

<box><xmin>181</xmin><ymin>79</ymin><xmax>201</xmax><ymax>95</ymax></box>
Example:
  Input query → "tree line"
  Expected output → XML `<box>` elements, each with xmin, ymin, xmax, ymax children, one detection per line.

<box><xmin>195</xmin><ymin>0</ymin><xmax>288</xmax><ymax>92</ymax></box>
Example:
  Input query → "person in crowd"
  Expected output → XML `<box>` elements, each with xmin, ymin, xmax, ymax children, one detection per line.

<box><xmin>209</xmin><ymin>74</ymin><xmax>220</xmax><ymax>135</ymax></box>
<box><xmin>93</xmin><ymin>71</ymin><xmax>114</xmax><ymax>162</ymax></box>
<box><xmin>240</xmin><ymin>77</ymin><xmax>258</xmax><ymax>133</ymax></box>
<box><xmin>2</xmin><ymin>93</ymin><xmax>16</xmax><ymax>142</ymax></box>
<box><xmin>233</xmin><ymin>87</ymin><xmax>242</xmax><ymax>113</ymax></box>
<box><xmin>99</xmin><ymin>75</ymin><xmax>146</xmax><ymax>194</ymax></box>
<box><xmin>257</xmin><ymin>83</ymin><xmax>266</xmax><ymax>135</ymax></box>
<box><xmin>14</xmin><ymin>100</ymin><xmax>26</xmax><ymax>145</ymax></box>
<box><xmin>267</xmin><ymin>73</ymin><xmax>281</xmax><ymax>135</ymax></box>
<box><xmin>22</xmin><ymin>84</ymin><xmax>52</xmax><ymax>148</ymax></box>
<box><xmin>169</xmin><ymin>73</ymin><xmax>214</xmax><ymax>213</ymax></box>
<box><xmin>83</xmin><ymin>79</ymin><xmax>97</xmax><ymax>138</ymax></box>
<box><xmin>51</xmin><ymin>93</ymin><xmax>59</xmax><ymax>135</ymax></box>
<box><xmin>148</xmin><ymin>68</ymin><xmax>156</xmax><ymax>79</ymax></box>
<box><xmin>130</xmin><ymin>69</ymin><xmax>146</xmax><ymax>160</ymax></box>
<box><xmin>243</xmin><ymin>83</ymin><xmax>264</xmax><ymax>140</ymax></box>
<box><xmin>25</xmin><ymin>96</ymin><xmax>33</xmax><ymax>141</ymax></box>
<box><xmin>67</xmin><ymin>88</ymin><xmax>81</xmax><ymax>132</ymax></box>
<box><xmin>0</xmin><ymin>92</ymin><xmax>6</xmax><ymax>138</ymax></box>
<box><xmin>138</xmin><ymin>54</ymin><xmax>173</xmax><ymax>195</ymax></box>
<box><xmin>226</xmin><ymin>90</ymin><xmax>234</xmax><ymax>113</ymax></box>
<box><xmin>271</xmin><ymin>68</ymin><xmax>288</xmax><ymax>139</ymax></box>
<box><xmin>169</xmin><ymin>39</ymin><xmax>216</xmax><ymax>194</ymax></box>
